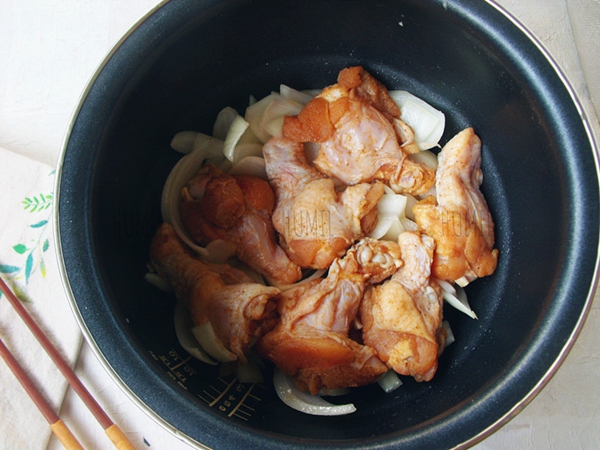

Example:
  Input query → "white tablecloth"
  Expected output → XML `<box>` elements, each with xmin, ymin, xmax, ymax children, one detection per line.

<box><xmin>1</xmin><ymin>1</ymin><xmax>599</xmax><ymax>449</ymax></box>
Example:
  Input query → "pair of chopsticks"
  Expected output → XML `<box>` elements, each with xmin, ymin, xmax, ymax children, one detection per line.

<box><xmin>0</xmin><ymin>276</ymin><xmax>137</xmax><ymax>450</ymax></box>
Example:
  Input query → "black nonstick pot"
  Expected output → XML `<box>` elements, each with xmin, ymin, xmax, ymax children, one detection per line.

<box><xmin>55</xmin><ymin>0</ymin><xmax>600</xmax><ymax>448</ymax></box>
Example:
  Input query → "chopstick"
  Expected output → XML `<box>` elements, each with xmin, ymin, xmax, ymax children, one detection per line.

<box><xmin>0</xmin><ymin>336</ymin><xmax>84</xmax><ymax>449</ymax></box>
<box><xmin>0</xmin><ymin>276</ymin><xmax>137</xmax><ymax>450</ymax></box>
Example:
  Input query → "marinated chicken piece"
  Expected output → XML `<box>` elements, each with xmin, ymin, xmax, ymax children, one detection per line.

<box><xmin>413</xmin><ymin>128</ymin><xmax>498</xmax><ymax>285</ymax></box>
<box><xmin>150</xmin><ymin>222</ymin><xmax>280</xmax><ymax>363</ymax></box>
<box><xmin>257</xmin><ymin>238</ymin><xmax>403</xmax><ymax>394</ymax></box>
<box><xmin>263</xmin><ymin>137</ymin><xmax>384</xmax><ymax>269</ymax></box>
<box><xmin>180</xmin><ymin>164</ymin><xmax>302</xmax><ymax>286</ymax></box>
<box><xmin>282</xmin><ymin>66</ymin><xmax>435</xmax><ymax>195</ymax></box>
<box><xmin>360</xmin><ymin>231</ymin><xmax>445</xmax><ymax>382</ymax></box>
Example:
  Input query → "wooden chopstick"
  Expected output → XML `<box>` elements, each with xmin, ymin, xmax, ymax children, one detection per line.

<box><xmin>0</xmin><ymin>276</ymin><xmax>137</xmax><ymax>450</ymax></box>
<box><xmin>0</xmin><ymin>336</ymin><xmax>84</xmax><ymax>449</ymax></box>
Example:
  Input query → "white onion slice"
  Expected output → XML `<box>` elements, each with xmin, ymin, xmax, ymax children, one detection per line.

<box><xmin>223</xmin><ymin>115</ymin><xmax>250</xmax><ymax>162</ymax></box>
<box><xmin>228</xmin><ymin>156</ymin><xmax>268</xmax><ymax>180</ymax></box>
<box><xmin>259</xmin><ymin>97</ymin><xmax>304</xmax><ymax>138</ymax></box>
<box><xmin>280</xmin><ymin>84</ymin><xmax>315</xmax><ymax>105</ymax></box>
<box><xmin>377</xmin><ymin>192</ymin><xmax>408</xmax><ymax>217</ymax></box>
<box><xmin>408</xmin><ymin>150</ymin><xmax>439</xmax><ymax>170</ymax></box>
<box><xmin>273</xmin><ymin>369</ymin><xmax>356</xmax><ymax>416</ymax></box>
<box><xmin>442</xmin><ymin>320</ymin><xmax>455</xmax><ymax>347</ymax></box>
<box><xmin>302</xmin><ymin>89</ymin><xmax>322</xmax><ymax>97</ymax></box>
<box><xmin>389</xmin><ymin>90</ymin><xmax>445</xmax><ymax>150</ymax></box>
<box><xmin>377</xmin><ymin>370</ymin><xmax>403</xmax><ymax>393</ymax></box>
<box><xmin>213</xmin><ymin>106</ymin><xmax>239</xmax><ymax>140</ymax></box>
<box><xmin>144</xmin><ymin>272</ymin><xmax>172</xmax><ymax>293</ymax></box>
<box><xmin>173</xmin><ymin>302</ymin><xmax>218</xmax><ymax>365</ymax></box>
<box><xmin>170</xmin><ymin>131</ymin><xmax>199</xmax><ymax>154</ymax></box>
<box><xmin>161</xmin><ymin>136</ymin><xmax>225</xmax><ymax>258</ymax></box>
<box><xmin>437</xmin><ymin>282</ymin><xmax>478</xmax><ymax>319</ymax></box>
<box><xmin>245</xmin><ymin>92</ymin><xmax>280</xmax><ymax>143</ymax></box>
<box><xmin>227</xmin><ymin>142</ymin><xmax>264</xmax><ymax>165</ymax></box>
<box><xmin>191</xmin><ymin>322</ymin><xmax>238</xmax><ymax>362</ymax></box>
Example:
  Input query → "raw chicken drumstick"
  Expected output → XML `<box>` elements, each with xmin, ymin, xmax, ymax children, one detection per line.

<box><xmin>179</xmin><ymin>164</ymin><xmax>302</xmax><ymax>286</ymax></box>
<box><xmin>150</xmin><ymin>222</ymin><xmax>280</xmax><ymax>363</ymax></box>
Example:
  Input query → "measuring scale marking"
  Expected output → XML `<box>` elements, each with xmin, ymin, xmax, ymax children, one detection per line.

<box><xmin>151</xmin><ymin>348</ymin><xmax>267</xmax><ymax>421</ymax></box>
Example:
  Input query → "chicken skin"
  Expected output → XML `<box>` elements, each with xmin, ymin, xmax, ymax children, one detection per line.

<box><xmin>257</xmin><ymin>238</ymin><xmax>402</xmax><ymax>394</ymax></box>
<box><xmin>281</xmin><ymin>66</ymin><xmax>435</xmax><ymax>195</ymax></box>
<box><xmin>263</xmin><ymin>136</ymin><xmax>384</xmax><ymax>270</ymax></box>
<box><xmin>412</xmin><ymin>128</ymin><xmax>498</xmax><ymax>286</ymax></box>
<box><xmin>360</xmin><ymin>231</ymin><xmax>445</xmax><ymax>382</ymax></box>
<box><xmin>179</xmin><ymin>164</ymin><xmax>302</xmax><ymax>286</ymax></box>
<box><xmin>150</xmin><ymin>222</ymin><xmax>281</xmax><ymax>363</ymax></box>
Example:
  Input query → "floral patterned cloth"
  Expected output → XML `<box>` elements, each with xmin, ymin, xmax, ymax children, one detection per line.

<box><xmin>0</xmin><ymin>147</ymin><xmax>82</xmax><ymax>450</ymax></box>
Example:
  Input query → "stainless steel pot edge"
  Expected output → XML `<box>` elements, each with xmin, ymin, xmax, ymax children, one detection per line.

<box><xmin>52</xmin><ymin>1</ymin><xmax>211</xmax><ymax>449</ymax></box>
<box><xmin>453</xmin><ymin>1</ymin><xmax>600</xmax><ymax>448</ymax></box>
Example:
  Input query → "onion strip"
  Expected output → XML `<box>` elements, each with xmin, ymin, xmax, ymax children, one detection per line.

<box><xmin>161</xmin><ymin>136</ymin><xmax>224</xmax><ymax>258</ymax></box>
<box><xmin>389</xmin><ymin>90</ymin><xmax>445</xmax><ymax>150</ymax></box>
<box><xmin>173</xmin><ymin>302</ymin><xmax>218</xmax><ymax>365</ymax></box>
<box><xmin>436</xmin><ymin>281</ymin><xmax>478</xmax><ymax>319</ymax></box>
<box><xmin>273</xmin><ymin>369</ymin><xmax>356</xmax><ymax>416</ymax></box>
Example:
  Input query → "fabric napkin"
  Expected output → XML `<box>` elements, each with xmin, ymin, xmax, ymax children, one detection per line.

<box><xmin>0</xmin><ymin>147</ymin><xmax>82</xmax><ymax>450</ymax></box>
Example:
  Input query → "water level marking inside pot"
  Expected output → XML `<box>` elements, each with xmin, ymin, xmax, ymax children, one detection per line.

<box><xmin>150</xmin><ymin>348</ymin><xmax>267</xmax><ymax>421</ymax></box>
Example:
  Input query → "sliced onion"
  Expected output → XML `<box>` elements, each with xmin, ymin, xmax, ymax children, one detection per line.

<box><xmin>228</xmin><ymin>142</ymin><xmax>264</xmax><ymax>165</ymax></box>
<box><xmin>368</xmin><ymin>215</ymin><xmax>396</xmax><ymax>240</ymax></box>
<box><xmin>408</xmin><ymin>150</ymin><xmax>438</xmax><ymax>170</ymax></box>
<box><xmin>228</xmin><ymin>156</ymin><xmax>268</xmax><ymax>180</ymax></box>
<box><xmin>377</xmin><ymin>192</ymin><xmax>408</xmax><ymax>217</ymax></box>
<box><xmin>273</xmin><ymin>369</ymin><xmax>356</xmax><ymax>416</ymax></box>
<box><xmin>144</xmin><ymin>273</ymin><xmax>172</xmax><ymax>293</ymax></box>
<box><xmin>191</xmin><ymin>322</ymin><xmax>238</xmax><ymax>362</ymax></box>
<box><xmin>404</xmin><ymin>194</ymin><xmax>418</xmax><ymax>220</ymax></box>
<box><xmin>302</xmin><ymin>89</ymin><xmax>322</xmax><ymax>97</ymax></box>
<box><xmin>389</xmin><ymin>90</ymin><xmax>445</xmax><ymax>150</ymax></box>
<box><xmin>245</xmin><ymin>92</ymin><xmax>280</xmax><ymax>143</ymax></box>
<box><xmin>400</xmin><ymin>217</ymin><xmax>419</xmax><ymax>232</ymax></box>
<box><xmin>213</xmin><ymin>106</ymin><xmax>240</xmax><ymax>140</ymax></box>
<box><xmin>174</xmin><ymin>302</ymin><xmax>218</xmax><ymax>365</ymax></box>
<box><xmin>377</xmin><ymin>370</ymin><xmax>403</xmax><ymax>393</ymax></box>
<box><xmin>223</xmin><ymin>115</ymin><xmax>250</xmax><ymax>162</ymax></box>
<box><xmin>170</xmin><ymin>131</ymin><xmax>199</xmax><ymax>154</ymax></box>
<box><xmin>437</xmin><ymin>282</ymin><xmax>478</xmax><ymax>319</ymax></box>
<box><xmin>259</xmin><ymin>97</ymin><xmax>304</xmax><ymax>138</ymax></box>
<box><xmin>161</xmin><ymin>136</ymin><xmax>224</xmax><ymax>258</ymax></box>
<box><xmin>280</xmin><ymin>84</ymin><xmax>315</xmax><ymax>105</ymax></box>
<box><xmin>442</xmin><ymin>320</ymin><xmax>455</xmax><ymax>347</ymax></box>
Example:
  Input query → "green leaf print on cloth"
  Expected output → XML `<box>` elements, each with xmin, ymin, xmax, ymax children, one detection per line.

<box><xmin>0</xmin><ymin>182</ymin><xmax>53</xmax><ymax>301</ymax></box>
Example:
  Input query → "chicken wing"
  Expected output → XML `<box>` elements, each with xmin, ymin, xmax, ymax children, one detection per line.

<box><xmin>179</xmin><ymin>164</ymin><xmax>302</xmax><ymax>286</ymax></box>
<box><xmin>263</xmin><ymin>136</ymin><xmax>384</xmax><ymax>269</ymax></box>
<box><xmin>150</xmin><ymin>222</ymin><xmax>280</xmax><ymax>363</ymax></box>
<box><xmin>360</xmin><ymin>231</ymin><xmax>445</xmax><ymax>382</ymax></box>
<box><xmin>257</xmin><ymin>238</ymin><xmax>402</xmax><ymax>394</ymax></box>
<box><xmin>412</xmin><ymin>127</ymin><xmax>498</xmax><ymax>285</ymax></box>
<box><xmin>282</xmin><ymin>66</ymin><xmax>435</xmax><ymax>195</ymax></box>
